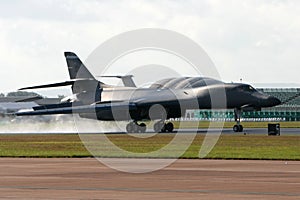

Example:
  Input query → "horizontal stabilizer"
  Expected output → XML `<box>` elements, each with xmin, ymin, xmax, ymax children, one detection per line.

<box><xmin>14</xmin><ymin>96</ymin><xmax>43</xmax><ymax>102</ymax></box>
<box><xmin>19</xmin><ymin>81</ymin><xmax>75</xmax><ymax>90</ymax></box>
<box><xmin>33</xmin><ymin>102</ymin><xmax>82</xmax><ymax>111</ymax></box>
<box><xmin>100</xmin><ymin>75</ymin><xmax>136</xmax><ymax>87</ymax></box>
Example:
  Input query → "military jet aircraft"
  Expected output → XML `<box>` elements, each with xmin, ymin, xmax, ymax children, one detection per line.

<box><xmin>16</xmin><ymin>52</ymin><xmax>281</xmax><ymax>133</ymax></box>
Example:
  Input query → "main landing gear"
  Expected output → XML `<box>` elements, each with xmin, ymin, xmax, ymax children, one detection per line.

<box><xmin>233</xmin><ymin>108</ymin><xmax>243</xmax><ymax>132</ymax></box>
<box><xmin>125</xmin><ymin>121</ymin><xmax>174</xmax><ymax>133</ymax></box>
<box><xmin>126</xmin><ymin>122</ymin><xmax>146</xmax><ymax>133</ymax></box>
<box><xmin>153</xmin><ymin>121</ymin><xmax>174</xmax><ymax>133</ymax></box>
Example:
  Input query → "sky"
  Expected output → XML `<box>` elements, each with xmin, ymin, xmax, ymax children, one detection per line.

<box><xmin>0</xmin><ymin>0</ymin><xmax>299</xmax><ymax>97</ymax></box>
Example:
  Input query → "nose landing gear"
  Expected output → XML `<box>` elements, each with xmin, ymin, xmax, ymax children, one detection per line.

<box><xmin>233</xmin><ymin>124</ymin><xmax>243</xmax><ymax>132</ymax></box>
<box><xmin>233</xmin><ymin>108</ymin><xmax>244</xmax><ymax>132</ymax></box>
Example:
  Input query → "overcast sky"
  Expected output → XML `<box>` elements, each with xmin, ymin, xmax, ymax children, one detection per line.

<box><xmin>0</xmin><ymin>0</ymin><xmax>299</xmax><ymax>96</ymax></box>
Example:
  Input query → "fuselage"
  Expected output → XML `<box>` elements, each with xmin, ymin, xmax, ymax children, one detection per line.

<box><xmin>76</xmin><ymin>77</ymin><xmax>281</xmax><ymax>121</ymax></box>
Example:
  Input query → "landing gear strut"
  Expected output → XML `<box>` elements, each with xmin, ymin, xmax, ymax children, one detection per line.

<box><xmin>153</xmin><ymin>121</ymin><xmax>174</xmax><ymax>133</ymax></box>
<box><xmin>233</xmin><ymin>108</ymin><xmax>243</xmax><ymax>132</ymax></box>
<box><xmin>126</xmin><ymin>122</ymin><xmax>146</xmax><ymax>133</ymax></box>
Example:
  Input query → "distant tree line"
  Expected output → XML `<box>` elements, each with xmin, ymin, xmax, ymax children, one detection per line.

<box><xmin>0</xmin><ymin>91</ymin><xmax>42</xmax><ymax>98</ymax></box>
<box><xmin>5</xmin><ymin>91</ymin><xmax>42</xmax><ymax>97</ymax></box>
<box><xmin>0</xmin><ymin>91</ymin><xmax>66</xmax><ymax>98</ymax></box>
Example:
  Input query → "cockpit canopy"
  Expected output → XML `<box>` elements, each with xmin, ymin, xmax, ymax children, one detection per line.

<box><xmin>235</xmin><ymin>84</ymin><xmax>257</xmax><ymax>93</ymax></box>
<box><xmin>149</xmin><ymin>77</ymin><xmax>224</xmax><ymax>89</ymax></box>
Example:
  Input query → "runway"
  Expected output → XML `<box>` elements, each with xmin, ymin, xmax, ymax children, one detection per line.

<box><xmin>1</xmin><ymin>128</ymin><xmax>299</xmax><ymax>135</ymax></box>
<box><xmin>1</xmin><ymin>158</ymin><xmax>300</xmax><ymax>199</ymax></box>
<box><xmin>179</xmin><ymin>127</ymin><xmax>300</xmax><ymax>135</ymax></box>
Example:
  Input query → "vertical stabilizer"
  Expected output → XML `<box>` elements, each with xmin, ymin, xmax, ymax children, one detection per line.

<box><xmin>64</xmin><ymin>52</ymin><xmax>96</xmax><ymax>80</ymax></box>
<box><xmin>64</xmin><ymin>52</ymin><xmax>102</xmax><ymax>103</ymax></box>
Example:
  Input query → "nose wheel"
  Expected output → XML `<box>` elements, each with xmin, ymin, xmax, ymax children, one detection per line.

<box><xmin>233</xmin><ymin>124</ymin><xmax>243</xmax><ymax>132</ymax></box>
<box><xmin>153</xmin><ymin>121</ymin><xmax>174</xmax><ymax>133</ymax></box>
<box><xmin>233</xmin><ymin>108</ymin><xmax>244</xmax><ymax>132</ymax></box>
<box><xmin>126</xmin><ymin>122</ymin><xmax>146</xmax><ymax>133</ymax></box>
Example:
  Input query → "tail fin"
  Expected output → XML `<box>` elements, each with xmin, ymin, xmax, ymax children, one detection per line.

<box><xmin>20</xmin><ymin>52</ymin><xmax>102</xmax><ymax>103</ymax></box>
<box><xmin>64</xmin><ymin>52</ymin><xmax>96</xmax><ymax>80</ymax></box>
<box><xmin>64</xmin><ymin>52</ymin><xmax>102</xmax><ymax>103</ymax></box>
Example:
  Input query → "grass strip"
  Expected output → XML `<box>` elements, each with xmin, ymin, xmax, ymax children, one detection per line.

<box><xmin>0</xmin><ymin>134</ymin><xmax>299</xmax><ymax>160</ymax></box>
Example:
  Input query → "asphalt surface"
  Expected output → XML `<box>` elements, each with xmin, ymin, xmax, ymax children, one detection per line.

<box><xmin>179</xmin><ymin>128</ymin><xmax>300</xmax><ymax>135</ymax></box>
<box><xmin>0</xmin><ymin>128</ymin><xmax>299</xmax><ymax>135</ymax></box>
<box><xmin>0</xmin><ymin>158</ymin><xmax>300</xmax><ymax>200</ymax></box>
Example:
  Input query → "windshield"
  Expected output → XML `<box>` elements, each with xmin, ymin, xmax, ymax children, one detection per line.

<box><xmin>238</xmin><ymin>85</ymin><xmax>256</xmax><ymax>92</ymax></box>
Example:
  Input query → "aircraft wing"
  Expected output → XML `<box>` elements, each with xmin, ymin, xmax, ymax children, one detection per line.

<box><xmin>19</xmin><ymin>81</ymin><xmax>75</xmax><ymax>90</ymax></box>
<box><xmin>15</xmin><ymin>101</ymin><xmax>137</xmax><ymax>116</ymax></box>
<box><xmin>19</xmin><ymin>78</ymin><xmax>111</xmax><ymax>91</ymax></box>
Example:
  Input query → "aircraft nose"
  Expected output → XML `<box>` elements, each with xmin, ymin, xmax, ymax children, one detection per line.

<box><xmin>267</xmin><ymin>96</ymin><xmax>281</xmax><ymax>107</ymax></box>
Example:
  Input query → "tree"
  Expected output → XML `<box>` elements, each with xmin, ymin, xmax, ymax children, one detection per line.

<box><xmin>6</xmin><ymin>91</ymin><xmax>42</xmax><ymax>97</ymax></box>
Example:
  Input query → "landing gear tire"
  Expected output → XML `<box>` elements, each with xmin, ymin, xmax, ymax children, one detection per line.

<box><xmin>238</xmin><ymin>125</ymin><xmax>243</xmax><ymax>132</ymax></box>
<box><xmin>126</xmin><ymin>122</ymin><xmax>147</xmax><ymax>133</ymax></box>
<box><xmin>126</xmin><ymin>122</ymin><xmax>134</xmax><ymax>133</ymax></box>
<box><xmin>139</xmin><ymin>123</ymin><xmax>146</xmax><ymax>133</ymax></box>
<box><xmin>233</xmin><ymin>125</ymin><xmax>243</xmax><ymax>132</ymax></box>
<box><xmin>154</xmin><ymin>121</ymin><xmax>164</xmax><ymax>133</ymax></box>
<box><xmin>165</xmin><ymin>122</ymin><xmax>174</xmax><ymax>132</ymax></box>
<box><xmin>153</xmin><ymin>121</ymin><xmax>174</xmax><ymax>133</ymax></box>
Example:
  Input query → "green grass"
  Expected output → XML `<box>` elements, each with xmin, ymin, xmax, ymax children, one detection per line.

<box><xmin>0</xmin><ymin>134</ymin><xmax>299</xmax><ymax>160</ymax></box>
<box><xmin>186</xmin><ymin>135</ymin><xmax>300</xmax><ymax>160</ymax></box>
<box><xmin>0</xmin><ymin>134</ymin><xmax>89</xmax><ymax>157</ymax></box>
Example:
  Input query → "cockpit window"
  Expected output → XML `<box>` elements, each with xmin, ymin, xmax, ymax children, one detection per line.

<box><xmin>238</xmin><ymin>85</ymin><xmax>256</xmax><ymax>92</ymax></box>
<box><xmin>150</xmin><ymin>77</ymin><xmax>223</xmax><ymax>89</ymax></box>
